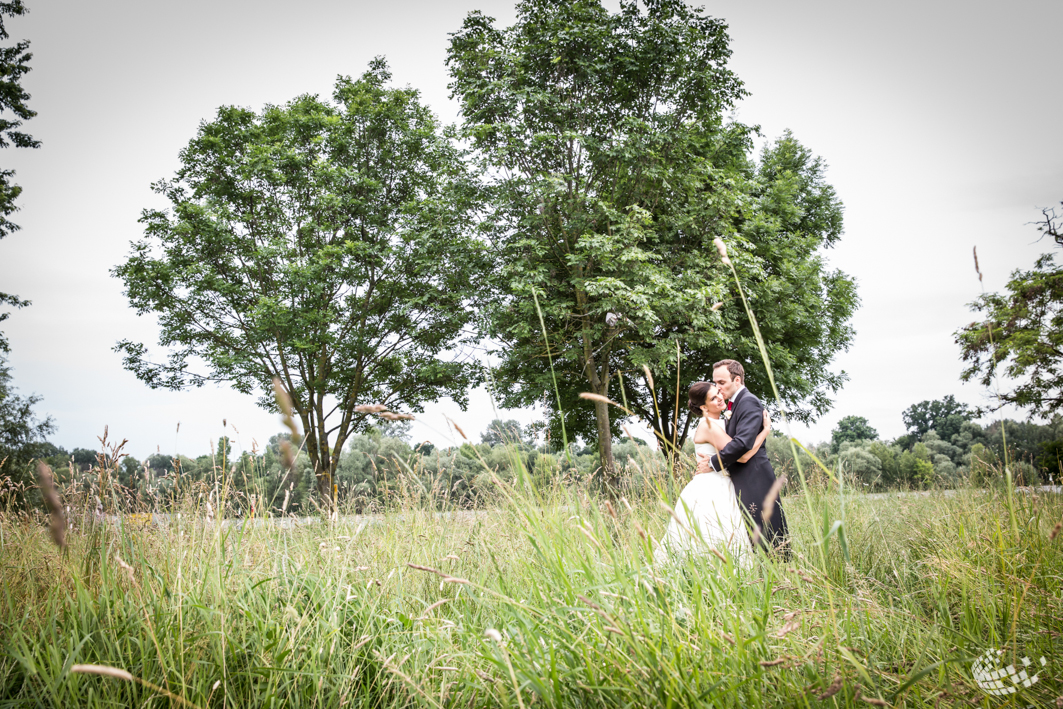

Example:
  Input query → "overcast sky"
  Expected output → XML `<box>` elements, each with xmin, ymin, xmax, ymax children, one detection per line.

<box><xmin>1</xmin><ymin>0</ymin><xmax>1060</xmax><ymax>460</ymax></box>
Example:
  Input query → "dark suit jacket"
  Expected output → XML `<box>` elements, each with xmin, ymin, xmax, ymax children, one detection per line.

<box><xmin>711</xmin><ymin>388</ymin><xmax>788</xmax><ymax>551</ymax></box>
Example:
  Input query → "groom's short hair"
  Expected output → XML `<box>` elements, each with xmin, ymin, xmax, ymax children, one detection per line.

<box><xmin>713</xmin><ymin>359</ymin><xmax>745</xmax><ymax>382</ymax></box>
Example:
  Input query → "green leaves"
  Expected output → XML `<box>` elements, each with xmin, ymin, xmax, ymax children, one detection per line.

<box><xmin>956</xmin><ymin>251</ymin><xmax>1063</xmax><ymax>416</ymax></box>
<box><xmin>113</xmin><ymin>60</ymin><xmax>488</xmax><ymax>495</ymax></box>
<box><xmin>449</xmin><ymin>1</ymin><xmax>753</xmax><ymax>466</ymax></box>
<box><xmin>449</xmin><ymin>2</ymin><xmax>857</xmax><ymax>471</ymax></box>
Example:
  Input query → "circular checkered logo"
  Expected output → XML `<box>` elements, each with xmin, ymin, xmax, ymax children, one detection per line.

<box><xmin>972</xmin><ymin>648</ymin><xmax>1047</xmax><ymax>697</ymax></box>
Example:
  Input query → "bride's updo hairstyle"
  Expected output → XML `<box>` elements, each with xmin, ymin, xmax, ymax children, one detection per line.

<box><xmin>688</xmin><ymin>381</ymin><xmax>715</xmax><ymax>412</ymax></box>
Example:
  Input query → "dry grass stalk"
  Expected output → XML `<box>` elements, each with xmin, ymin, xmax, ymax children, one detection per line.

<box><xmin>710</xmin><ymin>301</ymin><xmax>723</xmax><ymax>311</ymax></box>
<box><xmin>272</xmin><ymin>378</ymin><xmax>301</xmax><ymax>469</ymax></box>
<box><xmin>759</xmin><ymin>658</ymin><xmax>786</xmax><ymax>667</ymax></box>
<box><xmin>577</xmin><ymin>594</ymin><xmax>603</xmax><ymax>611</ymax></box>
<box><xmin>71</xmin><ymin>664</ymin><xmax>134</xmax><ymax>682</ymax></box>
<box><xmin>854</xmin><ymin>688</ymin><xmax>889</xmax><ymax>706</ymax></box>
<box><xmin>577</xmin><ymin>524</ymin><xmax>605</xmax><ymax>552</ymax></box>
<box><xmin>816</xmin><ymin>674</ymin><xmax>844</xmax><ymax>700</ymax></box>
<box><xmin>408</xmin><ymin>563</ymin><xmax>442</xmax><ymax>575</ymax></box>
<box><xmin>1050</xmin><ymin>520</ymin><xmax>1061</xmax><ymax>541</ymax></box>
<box><xmin>405</xmin><ymin>563</ymin><xmax>469</xmax><ymax>585</ymax></box>
<box><xmin>71</xmin><ymin>665</ymin><xmax>202</xmax><ymax>708</ymax></box>
<box><xmin>713</xmin><ymin>237</ymin><xmax>732</xmax><ymax>265</ymax></box>
<box><xmin>115</xmin><ymin>555</ymin><xmax>135</xmax><ymax>584</ymax></box>
<box><xmin>776</xmin><ymin>618</ymin><xmax>800</xmax><ymax>638</ymax></box>
<box><xmin>642</xmin><ymin>365</ymin><xmax>654</xmax><ymax>391</ymax></box>
<box><xmin>379</xmin><ymin>411</ymin><xmax>416</xmax><ymax>421</ymax></box>
<box><xmin>761</xmin><ymin>475</ymin><xmax>787</xmax><ymax>528</ymax></box>
<box><xmin>355</xmin><ymin>404</ymin><xmax>388</xmax><ymax>414</ymax></box>
<box><xmin>578</xmin><ymin>392</ymin><xmax>632</xmax><ymax>415</ymax></box>
<box><xmin>419</xmin><ymin>599</ymin><xmax>449</xmax><ymax>619</ymax></box>
<box><xmin>445</xmin><ymin>417</ymin><xmax>468</xmax><ymax>441</ymax></box>
<box><xmin>36</xmin><ymin>462</ymin><xmax>66</xmax><ymax>550</ymax></box>
<box><xmin>659</xmin><ymin>499</ymin><xmax>695</xmax><ymax>540</ymax></box>
<box><xmin>973</xmin><ymin>246</ymin><xmax>983</xmax><ymax>284</ymax></box>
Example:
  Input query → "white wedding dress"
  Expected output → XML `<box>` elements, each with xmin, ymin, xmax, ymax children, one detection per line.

<box><xmin>654</xmin><ymin>417</ymin><xmax>751</xmax><ymax>565</ymax></box>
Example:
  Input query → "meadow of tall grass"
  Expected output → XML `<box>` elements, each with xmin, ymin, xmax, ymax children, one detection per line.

<box><xmin>3</xmin><ymin>238</ymin><xmax>1059</xmax><ymax>708</ymax></box>
<box><xmin>1</xmin><ymin>450</ymin><xmax>1060</xmax><ymax>708</ymax></box>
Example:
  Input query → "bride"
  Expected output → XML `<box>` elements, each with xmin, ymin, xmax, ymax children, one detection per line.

<box><xmin>654</xmin><ymin>381</ymin><xmax>770</xmax><ymax>565</ymax></box>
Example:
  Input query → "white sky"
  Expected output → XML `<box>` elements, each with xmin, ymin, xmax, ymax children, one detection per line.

<box><xmin>1</xmin><ymin>0</ymin><xmax>1060</xmax><ymax>460</ymax></box>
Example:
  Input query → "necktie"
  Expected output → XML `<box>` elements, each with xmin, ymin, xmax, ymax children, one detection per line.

<box><xmin>727</xmin><ymin>400</ymin><xmax>733</xmax><ymax>411</ymax></box>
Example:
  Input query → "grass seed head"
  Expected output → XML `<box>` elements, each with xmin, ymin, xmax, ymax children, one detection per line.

<box><xmin>379</xmin><ymin>411</ymin><xmax>416</xmax><ymax>421</ymax></box>
<box><xmin>355</xmin><ymin>404</ymin><xmax>388</xmax><ymax>414</ymax></box>
<box><xmin>71</xmin><ymin>664</ymin><xmax>134</xmax><ymax>682</ymax></box>
<box><xmin>272</xmin><ymin>378</ymin><xmax>301</xmax><ymax>440</ymax></box>
<box><xmin>713</xmin><ymin>238</ymin><xmax>732</xmax><ymax>265</ymax></box>
<box><xmin>36</xmin><ymin>462</ymin><xmax>66</xmax><ymax>550</ymax></box>
<box><xmin>816</xmin><ymin>674</ymin><xmax>844</xmax><ymax>700</ymax></box>
<box><xmin>579</xmin><ymin>392</ymin><xmax>632</xmax><ymax>414</ymax></box>
<box><xmin>761</xmin><ymin>475</ymin><xmax>787</xmax><ymax>528</ymax></box>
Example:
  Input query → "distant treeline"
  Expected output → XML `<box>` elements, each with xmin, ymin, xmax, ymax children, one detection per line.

<box><xmin>21</xmin><ymin>397</ymin><xmax>1063</xmax><ymax>515</ymax></box>
<box><xmin>770</xmin><ymin>396</ymin><xmax>1062</xmax><ymax>490</ymax></box>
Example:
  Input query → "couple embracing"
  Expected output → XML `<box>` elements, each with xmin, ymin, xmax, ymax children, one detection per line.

<box><xmin>654</xmin><ymin>359</ymin><xmax>790</xmax><ymax>565</ymax></box>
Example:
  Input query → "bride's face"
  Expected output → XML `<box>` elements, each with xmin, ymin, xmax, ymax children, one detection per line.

<box><xmin>701</xmin><ymin>386</ymin><xmax>726</xmax><ymax>416</ymax></box>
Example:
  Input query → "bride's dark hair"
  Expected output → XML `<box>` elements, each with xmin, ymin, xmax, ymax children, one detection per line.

<box><xmin>688</xmin><ymin>381</ymin><xmax>715</xmax><ymax>412</ymax></box>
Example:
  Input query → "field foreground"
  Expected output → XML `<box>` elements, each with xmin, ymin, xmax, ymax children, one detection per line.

<box><xmin>1</xmin><ymin>483</ymin><xmax>1061</xmax><ymax>708</ymax></box>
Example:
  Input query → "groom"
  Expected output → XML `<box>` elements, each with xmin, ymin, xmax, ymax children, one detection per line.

<box><xmin>697</xmin><ymin>359</ymin><xmax>790</xmax><ymax>556</ymax></box>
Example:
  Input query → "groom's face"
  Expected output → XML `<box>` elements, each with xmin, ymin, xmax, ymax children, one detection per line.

<box><xmin>712</xmin><ymin>366</ymin><xmax>740</xmax><ymax>400</ymax></box>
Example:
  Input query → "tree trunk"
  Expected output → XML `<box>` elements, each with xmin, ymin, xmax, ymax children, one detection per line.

<box><xmin>594</xmin><ymin>398</ymin><xmax>618</xmax><ymax>492</ymax></box>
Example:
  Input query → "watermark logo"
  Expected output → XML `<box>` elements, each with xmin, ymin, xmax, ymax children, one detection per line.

<box><xmin>972</xmin><ymin>648</ymin><xmax>1047</xmax><ymax>697</ymax></box>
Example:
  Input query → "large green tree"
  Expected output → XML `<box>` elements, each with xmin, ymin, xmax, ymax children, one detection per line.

<box><xmin>956</xmin><ymin>252</ymin><xmax>1063</xmax><ymax>417</ymax></box>
<box><xmin>448</xmin><ymin>0</ymin><xmax>856</xmax><ymax>478</ymax></box>
<box><xmin>901</xmin><ymin>395</ymin><xmax>973</xmax><ymax>443</ymax></box>
<box><xmin>114</xmin><ymin>60</ymin><xmax>488</xmax><ymax>500</ymax></box>
<box><xmin>0</xmin><ymin>1</ymin><xmax>39</xmax><ymax>354</ymax></box>
<box><xmin>830</xmin><ymin>415</ymin><xmax>878</xmax><ymax>454</ymax></box>
<box><xmin>0</xmin><ymin>353</ymin><xmax>53</xmax><ymax>483</ymax></box>
<box><xmin>620</xmin><ymin>134</ymin><xmax>856</xmax><ymax>451</ymax></box>
<box><xmin>956</xmin><ymin>204</ymin><xmax>1063</xmax><ymax>418</ymax></box>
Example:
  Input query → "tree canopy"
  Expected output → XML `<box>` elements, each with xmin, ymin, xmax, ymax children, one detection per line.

<box><xmin>480</xmin><ymin>419</ymin><xmax>530</xmax><ymax>447</ymax></box>
<box><xmin>901</xmin><ymin>395</ymin><xmax>973</xmax><ymax>442</ymax></box>
<box><xmin>830</xmin><ymin>415</ymin><xmax>878</xmax><ymax>454</ymax></box>
<box><xmin>113</xmin><ymin>59</ymin><xmax>489</xmax><ymax>499</ymax></box>
<box><xmin>0</xmin><ymin>0</ymin><xmax>38</xmax><ymax>354</ymax></box>
<box><xmin>0</xmin><ymin>354</ymin><xmax>53</xmax><ymax>484</ymax></box>
<box><xmin>956</xmin><ymin>250</ymin><xmax>1063</xmax><ymax>417</ymax></box>
<box><xmin>448</xmin><ymin>0</ymin><xmax>857</xmax><ymax>478</ymax></box>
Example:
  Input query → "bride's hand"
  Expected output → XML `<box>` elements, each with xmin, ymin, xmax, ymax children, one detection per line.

<box><xmin>762</xmin><ymin>409</ymin><xmax>771</xmax><ymax>432</ymax></box>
